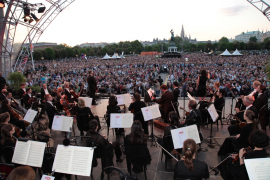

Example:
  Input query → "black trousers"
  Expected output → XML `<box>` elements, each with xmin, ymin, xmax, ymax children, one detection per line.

<box><xmin>89</xmin><ymin>89</ymin><xmax>96</xmax><ymax>105</ymax></box>
<box><xmin>228</xmin><ymin>122</ymin><xmax>241</xmax><ymax>136</ymax></box>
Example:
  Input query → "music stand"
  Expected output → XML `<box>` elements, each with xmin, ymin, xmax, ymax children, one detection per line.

<box><xmin>206</xmin><ymin>104</ymin><xmax>220</xmax><ymax>148</ymax></box>
<box><xmin>147</xmin><ymin>102</ymin><xmax>160</xmax><ymax>146</ymax></box>
<box><xmin>225</xmin><ymin>89</ymin><xmax>237</xmax><ymax>124</ymax></box>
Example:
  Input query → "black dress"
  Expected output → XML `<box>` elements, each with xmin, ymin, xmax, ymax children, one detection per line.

<box><xmin>197</xmin><ymin>76</ymin><xmax>208</xmax><ymax>97</ymax></box>
<box><xmin>174</xmin><ymin>159</ymin><xmax>209</xmax><ymax>180</ymax></box>
<box><xmin>76</xmin><ymin>106</ymin><xmax>100</xmax><ymax>132</ymax></box>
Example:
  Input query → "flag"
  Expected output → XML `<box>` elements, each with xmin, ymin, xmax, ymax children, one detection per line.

<box><xmin>21</xmin><ymin>55</ymin><xmax>28</xmax><ymax>65</ymax></box>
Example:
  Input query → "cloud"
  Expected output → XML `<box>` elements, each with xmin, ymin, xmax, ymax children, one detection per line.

<box><xmin>219</xmin><ymin>5</ymin><xmax>249</xmax><ymax>16</ymax></box>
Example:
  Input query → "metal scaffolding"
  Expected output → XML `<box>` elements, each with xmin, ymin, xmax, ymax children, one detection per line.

<box><xmin>0</xmin><ymin>0</ymin><xmax>75</xmax><ymax>77</ymax></box>
<box><xmin>247</xmin><ymin>0</ymin><xmax>270</xmax><ymax>21</ymax></box>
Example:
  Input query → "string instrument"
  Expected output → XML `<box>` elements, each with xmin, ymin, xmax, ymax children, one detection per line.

<box><xmin>231</xmin><ymin>147</ymin><xmax>251</xmax><ymax>163</ymax></box>
<box><xmin>209</xmin><ymin>90</ymin><xmax>218</xmax><ymax>103</ymax></box>
<box><xmin>154</xmin><ymin>120</ymin><xmax>169</xmax><ymax>130</ymax></box>
<box><xmin>60</xmin><ymin>95</ymin><xmax>72</xmax><ymax>116</ymax></box>
<box><xmin>28</xmin><ymin>96</ymin><xmax>37</xmax><ymax>104</ymax></box>
<box><xmin>70</xmin><ymin>90</ymin><xmax>79</xmax><ymax>99</ymax></box>
<box><xmin>172</xmin><ymin>149</ymin><xmax>184</xmax><ymax>159</ymax></box>
<box><xmin>179</xmin><ymin>106</ymin><xmax>190</xmax><ymax>116</ymax></box>
<box><xmin>8</xmin><ymin>105</ymin><xmax>30</xmax><ymax>128</ymax></box>
<box><xmin>233</xmin><ymin>113</ymin><xmax>247</xmax><ymax>128</ymax></box>
<box><xmin>10</xmin><ymin>97</ymin><xmax>27</xmax><ymax>114</ymax></box>
<box><xmin>156</xmin><ymin>142</ymin><xmax>179</xmax><ymax>161</ymax></box>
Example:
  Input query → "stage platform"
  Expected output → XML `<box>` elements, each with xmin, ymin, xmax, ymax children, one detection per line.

<box><xmin>37</xmin><ymin>98</ymin><xmax>270</xmax><ymax>180</ymax></box>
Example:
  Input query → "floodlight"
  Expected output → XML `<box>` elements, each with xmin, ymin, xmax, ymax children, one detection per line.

<box><xmin>38</xmin><ymin>6</ymin><xmax>46</xmax><ymax>13</ymax></box>
<box><xmin>31</xmin><ymin>13</ymin><xmax>39</xmax><ymax>22</ymax></box>
<box><xmin>0</xmin><ymin>0</ymin><xmax>5</xmax><ymax>8</ymax></box>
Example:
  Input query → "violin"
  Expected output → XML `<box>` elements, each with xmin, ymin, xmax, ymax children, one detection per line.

<box><xmin>70</xmin><ymin>90</ymin><xmax>79</xmax><ymax>99</ymax></box>
<box><xmin>234</xmin><ymin>115</ymin><xmax>247</xmax><ymax>128</ymax></box>
<box><xmin>172</xmin><ymin>149</ymin><xmax>184</xmax><ymax>159</ymax></box>
<box><xmin>179</xmin><ymin>106</ymin><xmax>190</xmax><ymax>116</ymax></box>
<box><xmin>60</xmin><ymin>95</ymin><xmax>72</xmax><ymax>116</ymax></box>
<box><xmin>28</xmin><ymin>96</ymin><xmax>37</xmax><ymax>104</ymax></box>
<box><xmin>231</xmin><ymin>147</ymin><xmax>251</xmax><ymax>163</ymax></box>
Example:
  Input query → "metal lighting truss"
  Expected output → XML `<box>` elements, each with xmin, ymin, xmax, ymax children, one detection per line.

<box><xmin>247</xmin><ymin>0</ymin><xmax>270</xmax><ymax>21</ymax></box>
<box><xmin>12</xmin><ymin>0</ymin><xmax>75</xmax><ymax>73</ymax></box>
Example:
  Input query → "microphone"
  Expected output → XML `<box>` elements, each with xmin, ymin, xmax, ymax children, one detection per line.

<box><xmin>63</xmin><ymin>138</ymin><xmax>70</xmax><ymax>146</ymax></box>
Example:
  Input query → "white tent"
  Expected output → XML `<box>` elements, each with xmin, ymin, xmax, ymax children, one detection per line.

<box><xmin>220</xmin><ymin>49</ymin><xmax>232</xmax><ymax>56</ymax></box>
<box><xmin>120</xmin><ymin>51</ymin><xmax>125</xmax><ymax>59</ymax></box>
<box><xmin>232</xmin><ymin>49</ymin><xmax>243</xmax><ymax>56</ymax></box>
<box><xmin>111</xmin><ymin>53</ymin><xmax>121</xmax><ymax>59</ymax></box>
<box><xmin>102</xmin><ymin>53</ymin><xmax>111</xmax><ymax>59</ymax></box>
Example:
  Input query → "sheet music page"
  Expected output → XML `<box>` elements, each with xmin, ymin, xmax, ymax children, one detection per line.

<box><xmin>61</xmin><ymin>116</ymin><xmax>73</xmax><ymax>132</ymax></box>
<box><xmin>186</xmin><ymin>125</ymin><xmax>201</xmax><ymax>144</ymax></box>
<box><xmin>141</xmin><ymin>107</ymin><xmax>153</xmax><ymax>121</ymax></box>
<box><xmin>207</xmin><ymin>104</ymin><xmax>219</xmax><ymax>122</ymax></box>
<box><xmin>41</xmin><ymin>175</ymin><xmax>55</xmax><ymax>180</ymax></box>
<box><xmin>12</xmin><ymin>141</ymin><xmax>31</xmax><ymax>165</ymax></box>
<box><xmin>69</xmin><ymin>147</ymin><xmax>93</xmax><ymax>176</ymax></box>
<box><xmin>171</xmin><ymin>127</ymin><xmax>188</xmax><ymax>149</ymax></box>
<box><xmin>116</xmin><ymin>95</ymin><xmax>124</xmax><ymax>105</ymax></box>
<box><xmin>110</xmin><ymin>114</ymin><xmax>122</xmax><ymax>128</ymax></box>
<box><xmin>81</xmin><ymin>97</ymin><xmax>92</xmax><ymax>108</ymax></box>
<box><xmin>23</xmin><ymin>109</ymin><xmax>38</xmax><ymax>123</ymax></box>
<box><xmin>26</xmin><ymin>141</ymin><xmax>46</xmax><ymax>167</ymax></box>
<box><xmin>123</xmin><ymin>94</ymin><xmax>132</xmax><ymax>104</ymax></box>
<box><xmin>245</xmin><ymin>158</ymin><xmax>270</xmax><ymax>180</ymax></box>
<box><xmin>52</xmin><ymin>116</ymin><xmax>63</xmax><ymax>131</ymax></box>
<box><xmin>187</xmin><ymin>92</ymin><xmax>196</xmax><ymax>101</ymax></box>
<box><xmin>121</xmin><ymin>113</ymin><xmax>133</xmax><ymax>128</ymax></box>
<box><xmin>150</xmin><ymin>105</ymin><xmax>161</xmax><ymax>119</ymax></box>
<box><xmin>52</xmin><ymin>145</ymin><xmax>73</xmax><ymax>174</ymax></box>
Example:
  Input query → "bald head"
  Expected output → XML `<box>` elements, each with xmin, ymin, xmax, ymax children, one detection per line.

<box><xmin>244</xmin><ymin>96</ymin><xmax>253</xmax><ymax>106</ymax></box>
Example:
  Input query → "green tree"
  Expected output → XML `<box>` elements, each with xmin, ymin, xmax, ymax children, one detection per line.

<box><xmin>74</xmin><ymin>49</ymin><xmax>80</xmax><ymax>56</ymax></box>
<box><xmin>127</xmin><ymin>47</ymin><xmax>133</xmax><ymax>53</ymax></box>
<box><xmin>219</xmin><ymin>37</ymin><xmax>229</xmax><ymax>44</ymax></box>
<box><xmin>60</xmin><ymin>49</ymin><xmax>68</xmax><ymax>58</ymax></box>
<box><xmin>264</xmin><ymin>37</ymin><xmax>270</xmax><ymax>43</ymax></box>
<box><xmin>226</xmin><ymin>43</ymin><xmax>234</xmax><ymax>51</ymax></box>
<box><xmin>54</xmin><ymin>49</ymin><xmax>60</xmax><ymax>59</ymax></box>
<box><xmin>249</xmin><ymin>36</ymin><xmax>257</xmax><ymax>43</ymax></box>
<box><xmin>80</xmin><ymin>48</ymin><xmax>87</xmax><ymax>55</ymax></box>
<box><xmin>204</xmin><ymin>42</ymin><xmax>212</xmax><ymax>52</ymax></box>
<box><xmin>96</xmin><ymin>50</ymin><xmax>102</xmax><ymax>56</ymax></box>
<box><xmin>190</xmin><ymin>44</ymin><xmax>196</xmax><ymax>52</ymax></box>
<box><xmin>240</xmin><ymin>42</ymin><xmax>245</xmax><ymax>50</ymax></box>
<box><xmin>246</xmin><ymin>42</ymin><xmax>256</xmax><ymax>50</ymax></box>
<box><xmin>135</xmin><ymin>46</ymin><xmax>143</xmax><ymax>54</ymax></box>
<box><xmin>145</xmin><ymin>46</ymin><xmax>153</xmax><ymax>52</ymax></box>
<box><xmin>196</xmin><ymin>43</ymin><xmax>205</xmax><ymax>51</ymax></box>
<box><xmin>173</xmin><ymin>36</ymin><xmax>183</xmax><ymax>46</ymax></box>
<box><xmin>65</xmin><ymin>47</ymin><xmax>74</xmax><ymax>57</ymax></box>
<box><xmin>53</xmin><ymin>44</ymin><xmax>66</xmax><ymax>50</ymax></box>
<box><xmin>233</xmin><ymin>41</ymin><xmax>240</xmax><ymax>50</ymax></box>
<box><xmin>220</xmin><ymin>42</ymin><xmax>227</xmax><ymax>51</ymax></box>
<box><xmin>102</xmin><ymin>47</ymin><xmax>108</xmax><ymax>55</ymax></box>
<box><xmin>89</xmin><ymin>49</ymin><xmax>95</xmax><ymax>56</ymax></box>
<box><xmin>33</xmin><ymin>50</ymin><xmax>42</xmax><ymax>60</ymax></box>
<box><xmin>45</xmin><ymin>48</ymin><xmax>55</xmax><ymax>60</ymax></box>
<box><xmin>41</xmin><ymin>50</ymin><xmax>48</xmax><ymax>59</ymax></box>
<box><xmin>265</xmin><ymin>40</ymin><xmax>270</xmax><ymax>49</ymax></box>
<box><xmin>212</xmin><ymin>43</ymin><xmax>219</xmax><ymax>51</ymax></box>
<box><xmin>7</xmin><ymin>72</ymin><xmax>26</xmax><ymax>91</ymax></box>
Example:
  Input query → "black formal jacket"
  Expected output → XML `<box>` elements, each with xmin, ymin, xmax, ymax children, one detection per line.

<box><xmin>128</xmin><ymin>100</ymin><xmax>146</xmax><ymax>122</ymax></box>
<box><xmin>246</xmin><ymin>105</ymin><xmax>258</xmax><ymax>119</ymax></box>
<box><xmin>44</xmin><ymin>102</ymin><xmax>57</xmax><ymax>120</ymax></box>
<box><xmin>254</xmin><ymin>93</ymin><xmax>268</xmax><ymax>122</ymax></box>
<box><xmin>153</xmin><ymin>91</ymin><xmax>175</xmax><ymax>115</ymax></box>
<box><xmin>41</xmin><ymin>88</ymin><xmax>51</xmax><ymax>102</ymax></box>
<box><xmin>76</xmin><ymin>106</ymin><xmax>95</xmax><ymax>131</ymax></box>
<box><xmin>236</xmin><ymin>123</ymin><xmax>253</xmax><ymax>148</ymax></box>
<box><xmin>0</xmin><ymin>93</ymin><xmax>6</xmax><ymax>102</ymax></box>
<box><xmin>64</xmin><ymin>89</ymin><xmax>72</xmax><ymax>102</ymax></box>
<box><xmin>172</xmin><ymin>88</ymin><xmax>180</xmax><ymax>103</ymax></box>
<box><xmin>23</xmin><ymin>94</ymin><xmax>31</xmax><ymax>108</ymax></box>
<box><xmin>174</xmin><ymin>159</ymin><xmax>209</xmax><ymax>180</ymax></box>
<box><xmin>186</xmin><ymin>109</ymin><xmax>202</xmax><ymax>126</ymax></box>
<box><xmin>18</xmin><ymin>88</ymin><xmax>25</xmax><ymax>99</ymax></box>
<box><xmin>235</xmin><ymin>98</ymin><xmax>246</xmax><ymax>111</ymax></box>
<box><xmin>87</xmin><ymin>75</ymin><xmax>97</xmax><ymax>91</ymax></box>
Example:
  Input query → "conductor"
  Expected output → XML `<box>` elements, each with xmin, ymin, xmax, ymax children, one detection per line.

<box><xmin>87</xmin><ymin>70</ymin><xmax>97</xmax><ymax>105</ymax></box>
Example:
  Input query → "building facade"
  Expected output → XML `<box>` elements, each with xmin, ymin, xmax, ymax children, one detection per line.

<box><xmin>234</xmin><ymin>30</ymin><xmax>264</xmax><ymax>43</ymax></box>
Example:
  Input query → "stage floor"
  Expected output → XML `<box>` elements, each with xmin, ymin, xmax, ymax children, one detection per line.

<box><xmin>39</xmin><ymin>98</ymin><xmax>270</xmax><ymax>180</ymax></box>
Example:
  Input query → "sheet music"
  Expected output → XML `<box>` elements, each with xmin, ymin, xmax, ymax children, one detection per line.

<box><xmin>150</xmin><ymin>105</ymin><xmax>161</xmax><ymax>119</ymax></box>
<box><xmin>121</xmin><ymin>113</ymin><xmax>133</xmax><ymax>128</ymax></box>
<box><xmin>61</xmin><ymin>116</ymin><xmax>73</xmax><ymax>132</ymax></box>
<box><xmin>81</xmin><ymin>97</ymin><xmax>93</xmax><ymax>108</ymax></box>
<box><xmin>187</xmin><ymin>92</ymin><xmax>196</xmax><ymax>101</ymax></box>
<box><xmin>53</xmin><ymin>145</ymin><xmax>93</xmax><ymax>176</ymax></box>
<box><xmin>245</xmin><ymin>158</ymin><xmax>270</xmax><ymax>180</ymax></box>
<box><xmin>207</xmin><ymin>104</ymin><xmax>219</xmax><ymax>122</ymax></box>
<box><xmin>53</xmin><ymin>145</ymin><xmax>73</xmax><ymax>174</ymax></box>
<box><xmin>12</xmin><ymin>141</ymin><xmax>31</xmax><ymax>165</ymax></box>
<box><xmin>26</xmin><ymin>141</ymin><xmax>46</xmax><ymax>167</ymax></box>
<box><xmin>41</xmin><ymin>175</ymin><xmax>55</xmax><ymax>180</ymax></box>
<box><xmin>141</xmin><ymin>107</ymin><xmax>153</xmax><ymax>121</ymax></box>
<box><xmin>110</xmin><ymin>114</ymin><xmax>122</xmax><ymax>128</ymax></box>
<box><xmin>171</xmin><ymin>125</ymin><xmax>200</xmax><ymax>149</ymax></box>
<box><xmin>116</xmin><ymin>95</ymin><xmax>124</xmax><ymax>105</ymax></box>
<box><xmin>23</xmin><ymin>109</ymin><xmax>38</xmax><ymax>123</ymax></box>
<box><xmin>12</xmin><ymin>141</ymin><xmax>46</xmax><ymax>167</ymax></box>
<box><xmin>186</xmin><ymin>125</ymin><xmax>201</xmax><ymax>144</ymax></box>
<box><xmin>122</xmin><ymin>94</ymin><xmax>132</xmax><ymax>104</ymax></box>
<box><xmin>171</xmin><ymin>128</ymin><xmax>187</xmax><ymax>149</ymax></box>
<box><xmin>69</xmin><ymin>147</ymin><xmax>93</xmax><ymax>176</ymax></box>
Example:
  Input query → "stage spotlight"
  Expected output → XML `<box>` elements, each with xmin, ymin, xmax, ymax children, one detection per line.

<box><xmin>38</xmin><ymin>6</ymin><xmax>46</xmax><ymax>13</ymax></box>
<box><xmin>23</xmin><ymin>5</ymin><xmax>30</xmax><ymax>20</ymax></box>
<box><xmin>31</xmin><ymin>13</ymin><xmax>39</xmax><ymax>22</ymax></box>
<box><xmin>29</xmin><ymin>18</ymin><xmax>34</xmax><ymax>24</ymax></box>
<box><xmin>0</xmin><ymin>0</ymin><xmax>5</xmax><ymax>8</ymax></box>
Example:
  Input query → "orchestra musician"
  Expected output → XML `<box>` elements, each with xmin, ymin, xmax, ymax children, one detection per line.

<box><xmin>41</xmin><ymin>83</ymin><xmax>51</xmax><ymax>103</ymax></box>
<box><xmin>196</xmin><ymin>70</ymin><xmax>210</xmax><ymax>101</ymax></box>
<box><xmin>234</xmin><ymin>93</ymin><xmax>246</xmax><ymax>122</ymax></box>
<box><xmin>174</xmin><ymin>139</ymin><xmax>209</xmax><ymax>180</ymax></box>
<box><xmin>6</xmin><ymin>166</ymin><xmax>36</xmax><ymax>180</ymax></box>
<box><xmin>218</xmin><ymin>110</ymin><xmax>258</xmax><ymax>156</ymax></box>
<box><xmin>228</xmin><ymin>96</ymin><xmax>258</xmax><ymax>136</ymax></box>
<box><xmin>209</xmin><ymin>81</ymin><xmax>220</xmax><ymax>102</ymax></box>
<box><xmin>254</xmin><ymin>85</ymin><xmax>268</xmax><ymax>132</ymax></box>
<box><xmin>0</xmin><ymin>112</ymin><xmax>11</xmax><ymax>139</ymax></box>
<box><xmin>23</xmin><ymin>88</ymin><xmax>33</xmax><ymax>109</ymax></box>
<box><xmin>54</xmin><ymin>87</ymin><xmax>64</xmax><ymax>111</ymax></box>
<box><xmin>0</xmin><ymin>99</ymin><xmax>25</xmax><ymax>130</ymax></box>
<box><xmin>86</xmin><ymin>119</ymin><xmax>123</xmax><ymax>169</ymax></box>
<box><xmin>225</xmin><ymin>129</ymin><xmax>269</xmax><ymax>180</ymax></box>
<box><xmin>128</xmin><ymin>93</ymin><xmax>148</xmax><ymax>135</ymax></box>
<box><xmin>64</xmin><ymin>82</ymin><xmax>72</xmax><ymax>102</ymax></box>
<box><xmin>172</xmin><ymin>82</ymin><xmax>180</xmax><ymax>117</ymax></box>
<box><xmin>44</xmin><ymin>94</ymin><xmax>59</xmax><ymax>131</ymax></box>
<box><xmin>1</xmin><ymin>124</ymin><xmax>15</xmax><ymax>163</ymax></box>
<box><xmin>6</xmin><ymin>91</ymin><xmax>27</xmax><ymax>114</ymax></box>
<box><xmin>213</xmin><ymin>89</ymin><xmax>225</xmax><ymax>124</ymax></box>
<box><xmin>151</xmin><ymin>85</ymin><xmax>175</xmax><ymax>123</ymax></box>
<box><xmin>87</xmin><ymin>70</ymin><xmax>97</xmax><ymax>105</ymax></box>
<box><xmin>18</xmin><ymin>83</ymin><xmax>26</xmax><ymax>106</ymax></box>
<box><xmin>249</xmin><ymin>80</ymin><xmax>261</xmax><ymax>102</ymax></box>
<box><xmin>0</xmin><ymin>88</ymin><xmax>7</xmax><ymax>101</ymax></box>
<box><xmin>182</xmin><ymin>100</ymin><xmax>202</xmax><ymax>126</ymax></box>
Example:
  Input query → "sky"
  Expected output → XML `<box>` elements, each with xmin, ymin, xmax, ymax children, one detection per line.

<box><xmin>12</xmin><ymin>0</ymin><xmax>270</xmax><ymax>47</ymax></box>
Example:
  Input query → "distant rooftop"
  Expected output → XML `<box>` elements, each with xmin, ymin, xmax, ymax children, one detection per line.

<box><xmin>236</xmin><ymin>31</ymin><xmax>261</xmax><ymax>36</ymax></box>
